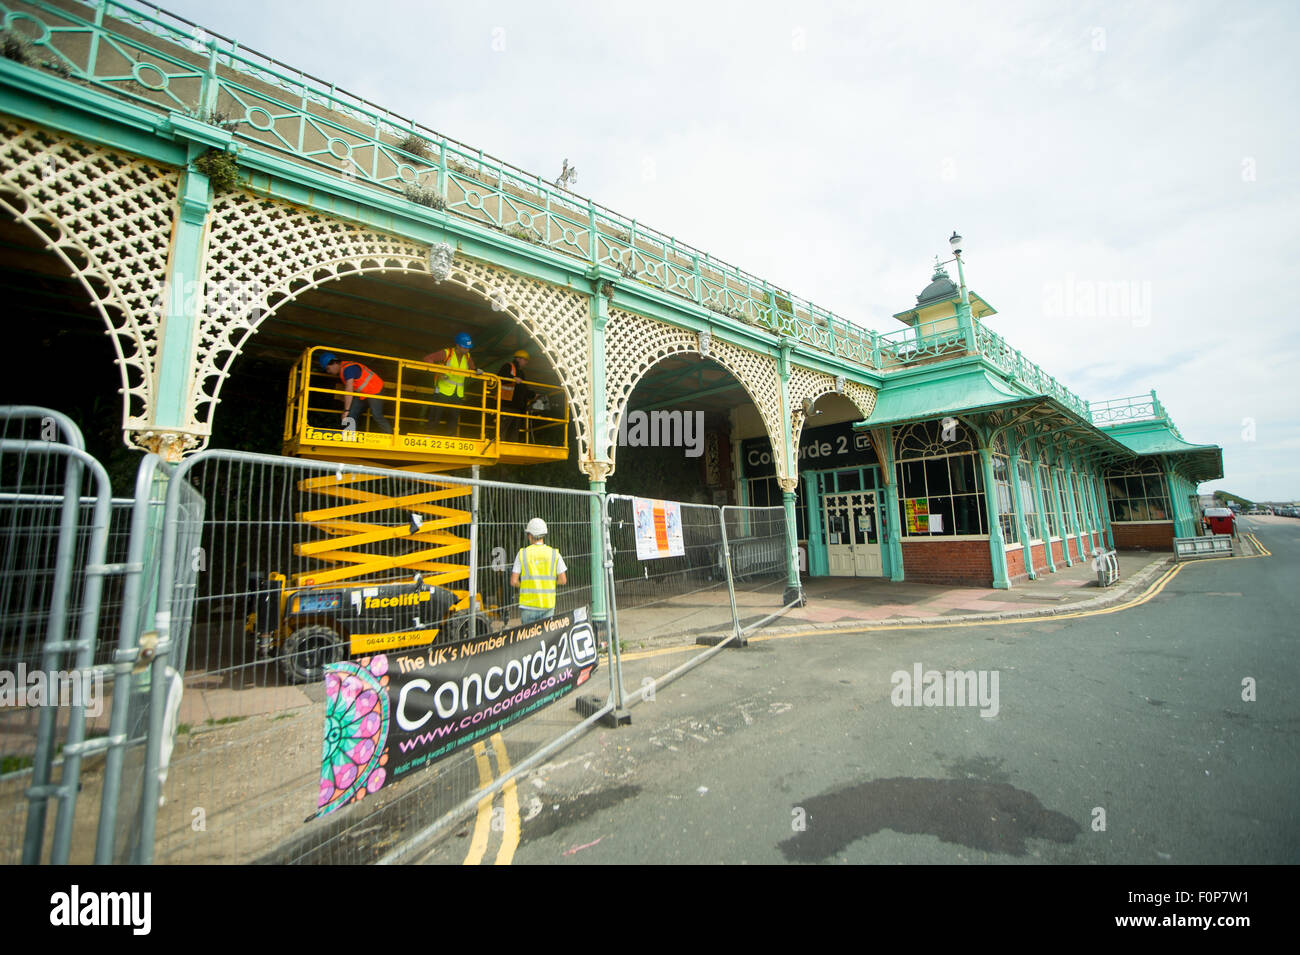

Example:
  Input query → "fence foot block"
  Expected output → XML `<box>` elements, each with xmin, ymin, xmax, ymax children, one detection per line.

<box><xmin>696</xmin><ymin>634</ymin><xmax>748</xmax><ymax>648</ymax></box>
<box><xmin>576</xmin><ymin>695</ymin><xmax>630</xmax><ymax>726</ymax></box>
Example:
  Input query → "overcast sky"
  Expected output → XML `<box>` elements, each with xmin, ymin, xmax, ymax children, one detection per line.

<box><xmin>155</xmin><ymin>0</ymin><xmax>1299</xmax><ymax>500</ymax></box>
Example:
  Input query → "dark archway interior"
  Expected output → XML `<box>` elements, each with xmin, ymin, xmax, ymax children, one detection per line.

<box><xmin>0</xmin><ymin>215</ymin><xmax>141</xmax><ymax>489</ymax></box>
<box><xmin>607</xmin><ymin>354</ymin><xmax>760</xmax><ymax>503</ymax></box>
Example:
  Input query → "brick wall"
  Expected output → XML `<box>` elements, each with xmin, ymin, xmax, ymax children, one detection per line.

<box><xmin>1050</xmin><ymin>538</ymin><xmax>1065</xmax><ymax>564</ymax></box>
<box><xmin>1112</xmin><ymin>522</ymin><xmax>1175</xmax><ymax>551</ymax></box>
<box><xmin>900</xmin><ymin>539</ymin><xmax>994</xmax><ymax>586</ymax></box>
<box><xmin>1029</xmin><ymin>542</ymin><xmax>1049</xmax><ymax>575</ymax></box>
<box><xmin>1006</xmin><ymin>545</ymin><xmax>1025</xmax><ymax>581</ymax></box>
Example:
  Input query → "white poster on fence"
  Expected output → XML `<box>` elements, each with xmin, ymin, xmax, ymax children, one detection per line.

<box><xmin>633</xmin><ymin>497</ymin><xmax>685</xmax><ymax>560</ymax></box>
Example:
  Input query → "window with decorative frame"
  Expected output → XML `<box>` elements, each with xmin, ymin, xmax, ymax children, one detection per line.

<box><xmin>1054</xmin><ymin>467</ymin><xmax>1071</xmax><ymax>536</ymax></box>
<box><xmin>1068</xmin><ymin>470</ymin><xmax>1085</xmax><ymax>531</ymax></box>
<box><xmin>991</xmin><ymin>434</ymin><xmax>1018</xmax><ymax>545</ymax></box>
<box><xmin>1015</xmin><ymin>456</ymin><xmax>1040</xmax><ymax>541</ymax></box>
<box><xmin>1040</xmin><ymin>452</ymin><xmax>1060</xmax><ymax>537</ymax></box>
<box><xmin>1105</xmin><ymin>458</ymin><xmax>1171</xmax><ymax>522</ymax></box>
<box><xmin>894</xmin><ymin>420</ymin><xmax>987</xmax><ymax>537</ymax></box>
<box><xmin>1092</xmin><ymin>474</ymin><xmax>1106</xmax><ymax>528</ymax></box>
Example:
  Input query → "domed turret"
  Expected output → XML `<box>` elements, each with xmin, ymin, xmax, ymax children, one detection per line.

<box><xmin>892</xmin><ymin>257</ymin><xmax>996</xmax><ymax>330</ymax></box>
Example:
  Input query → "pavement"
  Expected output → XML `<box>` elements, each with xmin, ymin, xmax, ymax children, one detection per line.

<box><xmin>614</xmin><ymin>533</ymin><xmax>1265</xmax><ymax>652</ymax></box>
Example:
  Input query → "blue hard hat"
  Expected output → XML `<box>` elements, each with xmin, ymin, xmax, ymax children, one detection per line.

<box><xmin>318</xmin><ymin>352</ymin><xmax>337</xmax><ymax>370</ymax></box>
<box><xmin>455</xmin><ymin>332</ymin><xmax>473</xmax><ymax>349</ymax></box>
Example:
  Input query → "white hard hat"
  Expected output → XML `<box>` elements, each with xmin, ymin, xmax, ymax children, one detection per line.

<box><xmin>526</xmin><ymin>517</ymin><xmax>548</xmax><ymax>537</ymax></box>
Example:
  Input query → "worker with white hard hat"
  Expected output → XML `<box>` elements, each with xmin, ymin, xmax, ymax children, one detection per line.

<box><xmin>510</xmin><ymin>516</ymin><xmax>567</xmax><ymax>624</ymax></box>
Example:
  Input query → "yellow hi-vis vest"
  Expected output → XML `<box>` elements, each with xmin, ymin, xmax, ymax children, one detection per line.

<box><xmin>437</xmin><ymin>350</ymin><xmax>469</xmax><ymax>397</ymax></box>
<box><xmin>518</xmin><ymin>544</ymin><xmax>560</xmax><ymax>609</ymax></box>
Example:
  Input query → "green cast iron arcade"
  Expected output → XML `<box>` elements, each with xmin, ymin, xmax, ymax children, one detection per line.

<box><xmin>0</xmin><ymin>0</ymin><xmax>1223</xmax><ymax>600</ymax></box>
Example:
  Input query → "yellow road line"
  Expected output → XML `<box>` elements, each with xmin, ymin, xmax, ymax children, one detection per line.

<box><xmin>491</xmin><ymin>733</ymin><xmax>520</xmax><ymax>866</ymax></box>
<box><xmin>462</xmin><ymin>741</ymin><xmax>495</xmax><ymax>866</ymax></box>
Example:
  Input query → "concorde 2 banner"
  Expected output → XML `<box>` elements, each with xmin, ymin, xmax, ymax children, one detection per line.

<box><xmin>315</xmin><ymin>608</ymin><xmax>598</xmax><ymax>817</ymax></box>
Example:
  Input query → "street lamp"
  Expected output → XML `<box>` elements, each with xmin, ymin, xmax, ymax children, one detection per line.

<box><xmin>944</xmin><ymin>231</ymin><xmax>975</xmax><ymax>352</ymax></box>
<box><xmin>948</xmin><ymin>231</ymin><xmax>969</xmax><ymax>309</ymax></box>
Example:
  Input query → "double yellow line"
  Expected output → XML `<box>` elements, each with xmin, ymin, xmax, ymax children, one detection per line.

<box><xmin>462</xmin><ymin>732</ymin><xmax>520</xmax><ymax>865</ymax></box>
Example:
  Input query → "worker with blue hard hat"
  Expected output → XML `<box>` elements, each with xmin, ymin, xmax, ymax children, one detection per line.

<box><xmin>318</xmin><ymin>351</ymin><xmax>393</xmax><ymax>434</ymax></box>
<box><xmin>421</xmin><ymin>333</ymin><xmax>477</xmax><ymax>434</ymax></box>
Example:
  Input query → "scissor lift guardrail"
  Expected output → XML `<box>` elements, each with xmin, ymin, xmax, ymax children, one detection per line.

<box><xmin>283</xmin><ymin>346</ymin><xmax>569</xmax><ymax>468</ymax></box>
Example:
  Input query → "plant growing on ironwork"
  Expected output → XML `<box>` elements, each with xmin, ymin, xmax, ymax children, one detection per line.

<box><xmin>393</xmin><ymin>132</ymin><xmax>431</xmax><ymax>159</ymax></box>
<box><xmin>504</xmin><ymin>223</ymin><xmax>538</xmax><ymax>244</ymax></box>
<box><xmin>1</xmin><ymin>29</ymin><xmax>38</xmax><ymax>66</ymax></box>
<box><xmin>403</xmin><ymin>182</ymin><xmax>445</xmax><ymax>210</ymax></box>
<box><xmin>192</xmin><ymin>148</ymin><xmax>240</xmax><ymax>192</ymax></box>
<box><xmin>199</xmin><ymin>107</ymin><xmax>244</xmax><ymax>131</ymax></box>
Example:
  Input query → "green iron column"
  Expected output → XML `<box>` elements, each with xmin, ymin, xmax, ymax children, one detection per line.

<box><xmin>777</xmin><ymin>341</ymin><xmax>802</xmax><ymax>605</ymax></box>
<box><xmin>149</xmin><ymin>162</ymin><xmax>213</xmax><ymax>460</ymax></box>
<box><xmin>584</xmin><ymin>281</ymin><xmax>613</xmax><ymax>630</ymax></box>
<box><xmin>874</xmin><ymin>427</ymin><xmax>905</xmax><ymax>582</ymax></box>
<box><xmin>1096</xmin><ymin>464</ymin><xmax>1117</xmax><ymax>548</ymax></box>
<box><xmin>1027</xmin><ymin>438</ymin><xmax>1056</xmax><ymax>574</ymax></box>
<box><xmin>1164</xmin><ymin>458</ymin><xmax>1190</xmax><ymax>539</ymax></box>
<box><xmin>1006</xmin><ymin>436</ymin><xmax>1036</xmax><ymax>581</ymax></box>
<box><xmin>978</xmin><ymin>442</ymin><xmax>1010</xmax><ymax>589</ymax></box>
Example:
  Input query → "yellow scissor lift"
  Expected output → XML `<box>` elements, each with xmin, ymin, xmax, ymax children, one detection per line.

<box><xmin>254</xmin><ymin>346</ymin><xmax>570</xmax><ymax>681</ymax></box>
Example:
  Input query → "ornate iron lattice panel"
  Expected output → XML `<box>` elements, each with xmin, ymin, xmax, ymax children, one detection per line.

<box><xmin>0</xmin><ymin>118</ymin><xmax>178</xmax><ymax>447</ymax></box>
<box><xmin>195</xmin><ymin>192</ymin><xmax>593</xmax><ymax>459</ymax></box>
<box><xmin>603</xmin><ymin>308</ymin><xmax>785</xmax><ymax>479</ymax></box>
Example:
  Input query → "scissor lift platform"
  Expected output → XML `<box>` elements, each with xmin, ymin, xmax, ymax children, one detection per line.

<box><xmin>283</xmin><ymin>346</ymin><xmax>570</xmax><ymax>469</ymax></box>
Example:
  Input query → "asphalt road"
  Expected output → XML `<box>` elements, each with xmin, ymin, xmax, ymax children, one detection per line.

<box><xmin>425</xmin><ymin>517</ymin><xmax>1298</xmax><ymax>865</ymax></box>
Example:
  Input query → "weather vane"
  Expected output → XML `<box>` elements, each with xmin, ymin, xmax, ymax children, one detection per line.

<box><xmin>555</xmin><ymin>158</ymin><xmax>577</xmax><ymax>190</ymax></box>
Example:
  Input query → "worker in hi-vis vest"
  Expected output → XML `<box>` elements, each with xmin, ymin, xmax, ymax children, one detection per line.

<box><xmin>497</xmin><ymin>349</ymin><xmax>531</xmax><ymax>442</ymax></box>
<box><xmin>320</xmin><ymin>352</ymin><xmax>393</xmax><ymax>433</ymax></box>
<box><xmin>421</xmin><ymin>332</ymin><xmax>476</xmax><ymax>435</ymax></box>
<box><xmin>510</xmin><ymin>517</ymin><xmax>567</xmax><ymax>625</ymax></box>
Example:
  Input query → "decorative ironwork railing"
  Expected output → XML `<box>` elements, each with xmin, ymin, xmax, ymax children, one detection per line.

<box><xmin>1090</xmin><ymin>392</ymin><xmax>1182</xmax><ymax>438</ymax></box>
<box><xmin>973</xmin><ymin>322</ymin><xmax>1091</xmax><ymax>419</ymax></box>
<box><xmin>876</xmin><ymin>316</ymin><xmax>968</xmax><ymax>367</ymax></box>
<box><xmin>0</xmin><ymin>0</ymin><xmax>1135</xmax><ymax>422</ymax></box>
<box><xmin>1</xmin><ymin>0</ymin><xmax>880</xmax><ymax>364</ymax></box>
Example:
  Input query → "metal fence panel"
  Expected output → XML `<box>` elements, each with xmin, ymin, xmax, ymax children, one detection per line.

<box><xmin>141</xmin><ymin>450</ymin><xmax>615</xmax><ymax>864</ymax></box>
<box><xmin>604</xmin><ymin>496</ymin><xmax>733</xmax><ymax>646</ymax></box>
<box><xmin>721</xmin><ymin>505</ymin><xmax>797</xmax><ymax>635</ymax></box>
<box><xmin>0</xmin><ymin>408</ymin><xmax>117</xmax><ymax>864</ymax></box>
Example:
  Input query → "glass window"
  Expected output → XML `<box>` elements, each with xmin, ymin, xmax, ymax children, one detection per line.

<box><xmin>992</xmin><ymin>451</ymin><xmax>1018</xmax><ymax>545</ymax></box>
<box><xmin>1055</xmin><ymin>470</ymin><xmax>1071</xmax><ymax>533</ymax></box>
<box><xmin>894</xmin><ymin>420</ymin><xmax>982</xmax><ymax>537</ymax></box>
<box><xmin>1016</xmin><ymin>458</ymin><xmax>1039</xmax><ymax>540</ymax></box>
<box><xmin>1040</xmin><ymin>463</ymin><xmax>1058</xmax><ymax>536</ymax></box>
<box><xmin>894</xmin><ymin>420</ymin><xmax>987</xmax><ymax>538</ymax></box>
<box><xmin>1105</xmin><ymin>458</ymin><xmax>1171</xmax><ymax>524</ymax></box>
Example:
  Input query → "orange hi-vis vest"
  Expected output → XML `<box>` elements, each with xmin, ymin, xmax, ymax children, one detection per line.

<box><xmin>340</xmin><ymin>361</ymin><xmax>383</xmax><ymax>395</ymax></box>
<box><xmin>501</xmin><ymin>361</ymin><xmax>521</xmax><ymax>402</ymax></box>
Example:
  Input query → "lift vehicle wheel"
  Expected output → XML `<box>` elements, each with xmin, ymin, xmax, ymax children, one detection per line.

<box><xmin>280</xmin><ymin>624</ymin><xmax>345</xmax><ymax>683</ymax></box>
<box><xmin>445</xmin><ymin>610</ymin><xmax>498</xmax><ymax>643</ymax></box>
